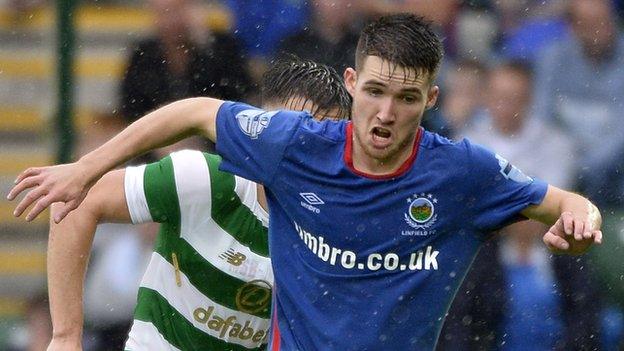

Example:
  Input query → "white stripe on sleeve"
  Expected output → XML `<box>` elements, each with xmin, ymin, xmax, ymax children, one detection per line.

<box><xmin>124</xmin><ymin>165</ymin><xmax>153</xmax><ymax>224</ymax></box>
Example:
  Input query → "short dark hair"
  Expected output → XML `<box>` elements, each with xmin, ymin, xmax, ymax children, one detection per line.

<box><xmin>261</xmin><ymin>55</ymin><xmax>352</xmax><ymax>120</ymax></box>
<box><xmin>356</xmin><ymin>13</ymin><xmax>444</xmax><ymax>81</ymax></box>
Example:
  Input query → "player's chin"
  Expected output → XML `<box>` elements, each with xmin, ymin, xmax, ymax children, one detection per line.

<box><xmin>364</xmin><ymin>145</ymin><xmax>394</xmax><ymax>161</ymax></box>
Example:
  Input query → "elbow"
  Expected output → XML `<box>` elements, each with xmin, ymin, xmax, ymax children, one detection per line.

<box><xmin>185</xmin><ymin>97</ymin><xmax>221</xmax><ymax>141</ymax></box>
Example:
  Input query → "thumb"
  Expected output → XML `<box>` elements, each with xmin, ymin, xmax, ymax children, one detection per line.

<box><xmin>53</xmin><ymin>199</ymin><xmax>80</xmax><ymax>224</ymax></box>
<box><xmin>543</xmin><ymin>231</ymin><xmax>569</xmax><ymax>252</ymax></box>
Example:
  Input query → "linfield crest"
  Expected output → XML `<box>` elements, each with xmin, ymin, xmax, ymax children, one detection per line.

<box><xmin>403</xmin><ymin>193</ymin><xmax>438</xmax><ymax>236</ymax></box>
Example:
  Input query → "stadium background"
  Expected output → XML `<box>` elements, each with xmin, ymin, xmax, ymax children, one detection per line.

<box><xmin>0</xmin><ymin>0</ymin><xmax>623</xmax><ymax>349</ymax></box>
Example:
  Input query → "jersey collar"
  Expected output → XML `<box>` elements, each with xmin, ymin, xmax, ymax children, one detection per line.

<box><xmin>343</xmin><ymin>122</ymin><xmax>423</xmax><ymax>180</ymax></box>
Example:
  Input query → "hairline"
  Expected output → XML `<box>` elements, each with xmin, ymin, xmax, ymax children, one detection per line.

<box><xmin>355</xmin><ymin>54</ymin><xmax>438</xmax><ymax>87</ymax></box>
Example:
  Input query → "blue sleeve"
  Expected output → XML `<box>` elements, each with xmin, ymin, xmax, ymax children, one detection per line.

<box><xmin>215</xmin><ymin>101</ymin><xmax>305</xmax><ymax>185</ymax></box>
<box><xmin>465</xmin><ymin>140</ymin><xmax>549</xmax><ymax>232</ymax></box>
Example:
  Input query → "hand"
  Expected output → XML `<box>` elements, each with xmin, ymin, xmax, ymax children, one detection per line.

<box><xmin>542</xmin><ymin>211</ymin><xmax>602</xmax><ymax>255</ymax></box>
<box><xmin>7</xmin><ymin>162</ymin><xmax>95</xmax><ymax>223</ymax></box>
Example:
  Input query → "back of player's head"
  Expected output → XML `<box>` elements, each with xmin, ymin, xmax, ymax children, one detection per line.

<box><xmin>356</xmin><ymin>13</ymin><xmax>444</xmax><ymax>82</ymax></box>
<box><xmin>261</xmin><ymin>56</ymin><xmax>352</xmax><ymax>120</ymax></box>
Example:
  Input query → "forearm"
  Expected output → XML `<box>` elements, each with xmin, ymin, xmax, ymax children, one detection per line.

<box><xmin>47</xmin><ymin>169</ymin><xmax>132</xmax><ymax>341</ymax></box>
<box><xmin>523</xmin><ymin>186</ymin><xmax>601</xmax><ymax>228</ymax></box>
<box><xmin>47</xmin><ymin>204</ymin><xmax>97</xmax><ymax>342</ymax></box>
<box><xmin>78</xmin><ymin>97</ymin><xmax>222</xmax><ymax>181</ymax></box>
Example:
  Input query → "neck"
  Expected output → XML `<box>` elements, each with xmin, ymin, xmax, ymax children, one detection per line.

<box><xmin>352</xmin><ymin>131</ymin><xmax>418</xmax><ymax>176</ymax></box>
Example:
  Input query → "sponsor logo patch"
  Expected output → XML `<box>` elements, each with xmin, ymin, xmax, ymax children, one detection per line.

<box><xmin>192</xmin><ymin>305</ymin><xmax>269</xmax><ymax>344</ymax></box>
<box><xmin>300</xmin><ymin>192</ymin><xmax>325</xmax><ymax>205</ymax></box>
<box><xmin>299</xmin><ymin>192</ymin><xmax>324</xmax><ymax>213</ymax></box>
<box><xmin>235</xmin><ymin>279</ymin><xmax>272</xmax><ymax>314</ymax></box>
<box><xmin>235</xmin><ymin>109</ymin><xmax>278</xmax><ymax>139</ymax></box>
<box><xmin>495</xmin><ymin>154</ymin><xmax>533</xmax><ymax>183</ymax></box>
<box><xmin>219</xmin><ymin>248</ymin><xmax>247</xmax><ymax>266</ymax></box>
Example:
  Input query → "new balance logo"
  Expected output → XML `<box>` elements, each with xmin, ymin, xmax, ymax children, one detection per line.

<box><xmin>299</xmin><ymin>192</ymin><xmax>324</xmax><ymax>214</ymax></box>
<box><xmin>219</xmin><ymin>249</ymin><xmax>247</xmax><ymax>266</ymax></box>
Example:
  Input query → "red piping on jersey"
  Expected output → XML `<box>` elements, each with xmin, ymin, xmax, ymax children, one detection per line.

<box><xmin>344</xmin><ymin>122</ymin><xmax>423</xmax><ymax>180</ymax></box>
<box><xmin>271</xmin><ymin>306</ymin><xmax>281</xmax><ymax>351</ymax></box>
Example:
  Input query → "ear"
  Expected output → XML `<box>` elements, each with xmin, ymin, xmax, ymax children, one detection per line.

<box><xmin>425</xmin><ymin>85</ymin><xmax>439</xmax><ymax>110</ymax></box>
<box><xmin>344</xmin><ymin>67</ymin><xmax>357</xmax><ymax>97</ymax></box>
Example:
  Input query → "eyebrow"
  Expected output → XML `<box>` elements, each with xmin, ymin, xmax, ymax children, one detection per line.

<box><xmin>363</xmin><ymin>80</ymin><xmax>424</xmax><ymax>96</ymax></box>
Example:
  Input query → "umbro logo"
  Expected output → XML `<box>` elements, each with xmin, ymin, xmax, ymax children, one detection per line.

<box><xmin>300</xmin><ymin>192</ymin><xmax>325</xmax><ymax>205</ymax></box>
<box><xmin>299</xmin><ymin>192</ymin><xmax>324</xmax><ymax>213</ymax></box>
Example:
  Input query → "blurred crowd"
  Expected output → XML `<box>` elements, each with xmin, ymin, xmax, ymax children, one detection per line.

<box><xmin>4</xmin><ymin>0</ymin><xmax>624</xmax><ymax>350</ymax></box>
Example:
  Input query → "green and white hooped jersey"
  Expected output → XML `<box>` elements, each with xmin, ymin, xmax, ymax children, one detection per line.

<box><xmin>123</xmin><ymin>150</ymin><xmax>272</xmax><ymax>350</ymax></box>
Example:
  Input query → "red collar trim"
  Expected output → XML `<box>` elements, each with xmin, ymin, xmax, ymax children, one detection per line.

<box><xmin>271</xmin><ymin>306</ymin><xmax>281</xmax><ymax>351</ymax></box>
<box><xmin>343</xmin><ymin>122</ymin><xmax>423</xmax><ymax>180</ymax></box>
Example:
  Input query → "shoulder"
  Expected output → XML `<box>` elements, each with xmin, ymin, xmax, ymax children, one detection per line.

<box><xmin>421</xmin><ymin>129</ymin><xmax>473</xmax><ymax>157</ymax></box>
<box><xmin>417</xmin><ymin>130</ymin><xmax>484</xmax><ymax>179</ymax></box>
<box><xmin>220</xmin><ymin>102</ymin><xmax>310</xmax><ymax>128</ymax></box>
<box><xmin>423</xmin><ymin>130</ymin><xmax>508</xmax><ymax>175</ymax></box>
<box><xmin>298</xmin><ymin>118</ymin><xmax>347</xmax><ymax>142</ymax></box>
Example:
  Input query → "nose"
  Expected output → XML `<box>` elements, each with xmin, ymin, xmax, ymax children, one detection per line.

<box><xmin>376</xmin><ymin>97</ymin><xmax>396</xmax><ymax>124</ymax></box>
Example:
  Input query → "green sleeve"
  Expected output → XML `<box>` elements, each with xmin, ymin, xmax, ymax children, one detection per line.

<box><xmin>143</xmin><ymin>155</ymin><xmax>181</xmax><ymax>227</ymax></box>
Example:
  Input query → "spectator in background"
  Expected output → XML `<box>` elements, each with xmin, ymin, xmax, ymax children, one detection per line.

<box><xmin>533</xmin><ymin>0</ymin><xmax>624</xmax><ymax>208</ymax></box>
<box><xmin>438</xmin><ymin>62</ymin><xmax>601</xmax><ymax>351</ymax></box>
<box><xmin>532</xmin><ymin>2</ymin><xmax>624</xmax><ymax>347</ymax></box>
<box><xmin>402</xmin><ymin>0</ymin><xmax>462</xmax><ymax>59</ymax></box>
<box><xmin>6</xmin><ymin>295</ymin><xmax>52</xmax><ymax>351</ymax></box>
<box><xmin>423</xmin><ymin>59</ymin><xmax>485</xmax><ymax>139</ymax></box>
<box><xmin>465</xmin><ymin>62</ymin><xmax>575</xmax><ymax>187</ymax></box>
<box><xmin>120</xmin><ymin>0</ymin><xmax>251</xmax><ymax>124</ymax></box>
<box><xmin>224</xmin><ymin>0</ymin><xmax>309</xmax><ymax>82</ymax></box>
<box><xmin>616</xmin><ymin>0</ymin><xmax>624</xmax><ymax>21</ymax></box>
<box><xmin>354</xmin><ymin>0</ymin><xmax>463</xmax><ymax>60</ymax></box>
<box><xmin>278</xmin><ymin>0</ymin><xmax>359</xmax><ymax>74</ymax></box>
<box><xmin>493</xmin><ymin>0</ymin><xmax>569</xmax><ymax>63</ymax></box>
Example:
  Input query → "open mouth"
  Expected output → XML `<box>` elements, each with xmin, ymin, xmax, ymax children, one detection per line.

<box><xmin>371</xmin><ymin>127</ymin><xmax>392</xmax><ymax>148</ymax></box>
<box><xmin>372</xmin><ymin>127</ymin><xmax>391</xmax><ymax>139</ymax></box>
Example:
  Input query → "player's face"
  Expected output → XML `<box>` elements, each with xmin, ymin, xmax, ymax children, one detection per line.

<box><xmin>345</xmin><ymin>56</ymin><xmax>438</xmax><ymax>172</ymax></box>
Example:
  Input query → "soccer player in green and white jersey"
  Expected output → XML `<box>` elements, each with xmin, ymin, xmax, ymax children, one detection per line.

<box><xmin>45</xmin><ymin>56</ymin><xmax>351</xmax><ymax>351</ymax></box>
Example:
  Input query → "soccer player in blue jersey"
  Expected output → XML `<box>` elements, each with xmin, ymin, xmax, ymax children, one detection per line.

<box><xmin>41</xmin><ymin>57</ymin><xmax>351</xmax><ymax>351</ymax></box>
<box><xmin>10</xmin><ymin>14</ymin><xmax>603</xmax><ymax>350</ymax></box>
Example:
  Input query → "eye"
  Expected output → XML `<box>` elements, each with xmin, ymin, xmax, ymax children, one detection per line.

<box><xmin>365</xmin><ymin>88</ymin><xmax>383</xmax><ymax>97</ymax></box>
<box><xmin>401</xmin><ymin>95</ymin><xmax>417</xmax><ymax>104</ymax></box>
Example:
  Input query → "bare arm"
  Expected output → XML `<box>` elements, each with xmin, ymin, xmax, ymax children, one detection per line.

<box><xmin>9</xmin><ymin>97</ymin><xmax>223</xmax><ymax>222</ymax></box>
<box><xmin>521</xmin><ymin>185</ymin><xmax>602</xmax><ymax>255</ymax></box>
<box><xmin>47</xmin><ymin>170</ymin><xmax>131</xmax><ymax>349</ymax></box>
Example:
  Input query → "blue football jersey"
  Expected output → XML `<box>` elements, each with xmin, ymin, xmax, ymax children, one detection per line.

<box><xmin>215</xmin><ymin>102</ymin><xmax>548</xmax><ymax>350</ymax></box>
